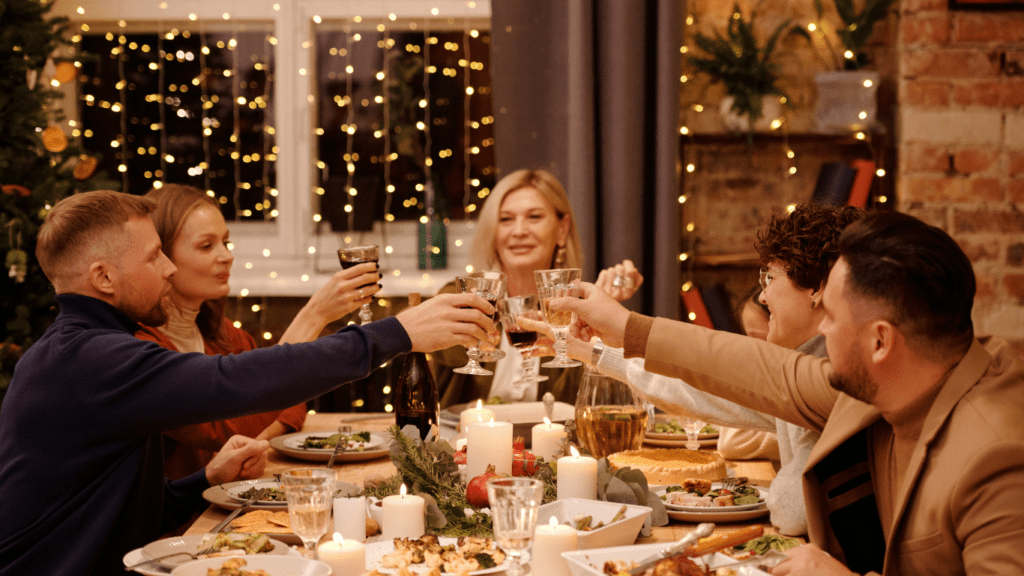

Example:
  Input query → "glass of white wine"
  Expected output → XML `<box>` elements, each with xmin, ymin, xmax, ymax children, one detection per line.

<box><xmin>453</xmin><ymin>273</ymin><xmax>506</xmax><ymax>376</ymax></box>
<box><xmin>487</xmin><ymin>477</ymin><xmax>544</xmax><ymax>576</ymax></box>
<box><xmin>534</xmin><ymin>268</ymin><xmax>582</xmax><ymax>368</ymax></box>
<box><xmin>281</xmin><ymin>468</ymin><xmax>337</xmax><ymax>559</ymax></box>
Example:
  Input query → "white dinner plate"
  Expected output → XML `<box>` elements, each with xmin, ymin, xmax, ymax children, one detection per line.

<box><xmin>223</xmin><ymin>480</ymin><xmax>288</xmax><ymax>506</ymax></box>
<box><xmin>562</xmin><ymin>547</ymin><xmax>769</xmax><ymax>576</ymax></box>
<box><xmin>642</xmin><ymin>435</ymin><xmax>719</xmax><ymax>448</ymax></box>
<box><xmin>365</xmin><ymin>537</ymin><xmax>518</xmax><ymax>575</ymax></box>
<box><xmin>124</xmin><ymin>544</ymin><xmax>301</xmax><ymax>575</ymax></box>
<box><xmin>659</xmin><ymin>484</ymin><xmax>770</xmax><ymax>513</ymax></box>
<box><xmin>202</xmin><ymin>479</ymin><xmax>360</xmax><ymax>518</ymax></box>
<box><xmin>169</xmin><ymin>555</ymin><xmax>330</xmax><ymax>576</ymax></box>
<box><xmin>269</xmin><ymin>430</ymin><xmax>390</xmax><ymax>462</ymax></box>
<box><xmin>141</xmin><ymin>534</ymin><xmax>291</xmax><ymax>570</ymax></box>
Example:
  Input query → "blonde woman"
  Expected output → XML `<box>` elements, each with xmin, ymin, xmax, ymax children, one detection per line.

<box><xmin>434</xmin><ymin>169</ymin><xmax>642</xmax><ymax>407</ymax></box>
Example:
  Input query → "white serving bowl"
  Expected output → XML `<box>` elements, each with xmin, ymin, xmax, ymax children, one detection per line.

<box><xmin>537</xmin><ymin>498</ymin><xmax>652</xmax><ymax>550</ymax></box>
<box><xmin>170</xmin><ymin>555</ymin><xmax>330</xmax><ymax>576</ymax></box>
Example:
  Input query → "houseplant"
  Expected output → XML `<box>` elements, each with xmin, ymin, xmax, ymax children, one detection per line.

<box><xmin>687</xmin><ymin>3</ymin><xmax>798</xmax><ymax>140</ymax></box>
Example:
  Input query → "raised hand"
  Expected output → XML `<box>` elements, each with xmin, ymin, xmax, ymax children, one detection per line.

<box><xmin>396</xmin><ymin>293</ymin><xmax>496</xmax><ymax>352</ymax></box>
<box><xmin>281</xmin><ymin>262</ymin><xmax>381</xmax><ymax>343</ymax></box>
<box><xmin>595</xmin><ymin>259</ymin><xmax>644</xmax><ymax>302</ymax></box>
<box><xmin>545</xmin><ymin>282</ymin><xmax>631</xmax><ymax>349</ymax></box>
<box><xmin>770</xmin><ymin>544</ymin><xmax>855</xmax><ymax>576</ymax></box>
<box><xmin>206</xmin><ymin>435</ymin><xmax>270</xmax><ymax>485</ymax></box>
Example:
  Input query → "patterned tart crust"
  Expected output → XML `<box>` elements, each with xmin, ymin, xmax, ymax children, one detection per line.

<box><xmin>607</xmin><ymin>448</ymin><xmax>727</xmax><ymax>484</ymax></box>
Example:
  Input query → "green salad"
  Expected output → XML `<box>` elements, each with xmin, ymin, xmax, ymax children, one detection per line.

<box><xmin>652</xmin><ymin>420</ymin><xmax>718</xmax><ymax>435</ymax></box>
<box><xmin>302</xmin><ymin>430</ymin><xmax>372</xmax><ymax>450</ymax></box>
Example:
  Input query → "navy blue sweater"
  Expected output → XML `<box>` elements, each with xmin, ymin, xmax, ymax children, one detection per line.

<box><xmin>0</xmin><ymin>294</ymin><xmax>412</xmax><ymax>575</ymax></box>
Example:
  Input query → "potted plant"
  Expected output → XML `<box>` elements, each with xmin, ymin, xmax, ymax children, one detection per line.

<box><xmin>687</xmin><ymin>3</ymin><xmax>799</xmax><ymax>141</ymax></box>
<box><xmin>805</xmin><ymin>0</ymin><xmax>898</xmax><ymax>132</ymax></box>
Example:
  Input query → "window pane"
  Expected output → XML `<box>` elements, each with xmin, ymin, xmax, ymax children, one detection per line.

<box><xmin>314</xmin><ymin>21</ymin><xmax>494</xmax><ymax>231</ymax></box>
<box><xmin>78</xmin><ymin>25</ymin><xmax>276</xmax><ymax>222</ymax></box>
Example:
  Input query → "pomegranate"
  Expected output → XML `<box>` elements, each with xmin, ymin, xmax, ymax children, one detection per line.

<box><xmin>512</xmin><ymin>448</ymin><xmax>538</xmax><ymax>476</ymax></box>
<box><xmin>466</xmin><ymin>464</ymin><xmax>501</xmax><ymax>508</ymax></box>
<box><xmin>453</xmin><ymin>447</ymin><xmax>467</xmax><ymax>466</ymax></box>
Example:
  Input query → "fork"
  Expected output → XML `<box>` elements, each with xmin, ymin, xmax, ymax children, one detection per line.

<box><xmin>123</xmin><ymin>540</ymin><xmax>223</xmax><ymax>571</ymax></box>
<box><xmin>720</xmin><ymin>476</ymin><xmax>748</xmax><ymax>491</ymax></box>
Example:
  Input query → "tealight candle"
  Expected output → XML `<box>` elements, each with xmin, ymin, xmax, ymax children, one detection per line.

<box><xmin>532</xmin><ymin>516</ymin><xmax>577</xmax><ymax>576</ymax></box>
<box><xmin>459</xmin><ymin>399</ymin><xmax>496</xmax><ymax>433</ymax></box>
<box><xmin>317</xmin><ymin>533</ymin><xmax>365</xmax><ymax>575</ymax></box>
<box><xmin>466</xmin><ymin>419</ymin><xmax>513</xmax><ymax>480</ymax></box>
<box><xmin>531</xmin><ymin>417</ymin><xmax>566</xmax><ymax>463</ymax></box>
<box><xmin>333</xmin><ymin>495</ymin><xmax>367</xmax><ymax>542</ymax></box>
<box><xmin>556</xmin><ymin>446</ymin><xmax>598</xmax><ymax>500</ymax></box>
<box><xmin>381</xmin><ymin>484</ymin><xmax>425</xmax><ymax>540</ymax></box>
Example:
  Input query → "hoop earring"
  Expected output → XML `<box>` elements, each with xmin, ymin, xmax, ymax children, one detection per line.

<box><xmin>553</xmin><ymin>244</ymin><xmax>567</xmax><ymax>268</ymax></box>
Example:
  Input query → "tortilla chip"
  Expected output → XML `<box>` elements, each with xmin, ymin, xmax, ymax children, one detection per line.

<box><xmin>230</xmin><ymin>510</ymin><xmax>293</xmax><ymax>533</ymax></box>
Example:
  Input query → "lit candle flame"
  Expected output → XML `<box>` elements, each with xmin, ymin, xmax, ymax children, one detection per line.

<box><xmin>476</xmin><ymin>399</ymin><xmax>483</xmax><ymax>410</ymax></box>
<box><xmin>549</xmin><ymin>516</ymin><xmax>558</xmax><ymax>528</ymax></box>
<box><xmin>543</xmin><ymin>417</ymin><xmax>552</xmax><ymax>427</ymax></box>
<box><xmin>333</xmin><ymin>532</ymin><xmax>344</xmax><ymax>545</ymax></box>
<box><xmin>488</xmin><ymin>417</ymin><xmax>495</xmax><ymax>426</ymax></box>
<box><xmin>570</xmin><ymin>446</ymin><xmax>580</xmax><ymax>459</ymax></box>
<box><xmin>400</xmin><ymin>483</ymin><xmax>407</xmax><ymax>498</ymax></box>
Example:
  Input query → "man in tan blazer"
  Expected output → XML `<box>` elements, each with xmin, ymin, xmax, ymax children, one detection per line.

<box><xmin>551</xmin><ymin>212</ymin><xmax>1024</xmax><ymax>576</ymax></box>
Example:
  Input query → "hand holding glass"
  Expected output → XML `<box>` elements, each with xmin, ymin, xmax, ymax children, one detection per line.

<box><xmin>453</xmin><ymin>273</ymin><xmax>506</xmax><ymax>376</ymax></box>
<box><xmin>282</xmin><ymin>468</ymin><xmax>337</xmax><ymax>559</ymax></box>
<box><xmin>487</xmin><ymin>477</ymin><xmax>544</xmax><ymax>576</ymax></box>
<box><xmin>534</xmin><ymin>268</ymin><xmax>582</xmax><ymax>368</ymax></box>
<box><xmin>337</xmin><ymin>245</ymin><xmax>379</xmax><ymax>325</ymax></box>
<box><xmin>498</xmin><ymin>295</ymin><xmax>549</xmax><ymax>387</ymax></box>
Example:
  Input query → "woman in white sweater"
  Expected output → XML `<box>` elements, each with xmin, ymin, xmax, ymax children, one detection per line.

<box><xmin>555</xmin><ymin>203</ymin><xmax>866</xmax><ymax>536</ymax></box>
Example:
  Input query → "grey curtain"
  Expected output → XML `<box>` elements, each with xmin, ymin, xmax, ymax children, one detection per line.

<box><xmin>490</xmin><ymin>0</ymin><xmax>681</xmax><ymax>319</ymax></box>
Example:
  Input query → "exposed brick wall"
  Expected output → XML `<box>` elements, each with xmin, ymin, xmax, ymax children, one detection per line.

<box><xmin>898</xmin><ymin>3</ymin><xmax>1024</xmax><ymax>347</ymax></box>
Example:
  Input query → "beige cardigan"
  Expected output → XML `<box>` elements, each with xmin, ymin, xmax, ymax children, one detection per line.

<box><xmin>624</xmin><ymin>313</ymin><xmax>1024</xmax><ymax>576</ymax></box>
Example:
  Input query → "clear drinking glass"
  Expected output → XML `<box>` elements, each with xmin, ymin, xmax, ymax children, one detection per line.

<box><xmin>337</xmin><ymin>245</ymin><xmax>380</xmax><ymax>325</ymax></box>
<box><xmin>281</xmin><ymin>468</ymin><xmax>337</xmax><ymax>559</ymax></box>
<box><xmin>679</xmin><ymin>416</ymin><xmax>707</xmax><ymax>451</ymax></box>
<box><xmin>471</xmin><ymin>271</ymin><xmax>508</xmax><ymax>363</ymax></box>
<box><xmin>453</xmin><ymin>273</ymin><xmax>506</xmax><ymax>376</ymax></box>
<box><xmin>574</xmin><ymin>365</ymin><xmax>648</xmax><ymax>458</ymax></box>
<box><xmin>487</xmin><ymin>477</ymin><xmax>544</xmax><ymax>576</ymax></box>
<box><xmin>498</xmin><ymin>295</ymin><xmax>550</xmax><ymax>387</ymax></box>
<box><xmin>534</xmin><ymin>268</ymin><xmax>582</xmax><ymax>368</ymax></box>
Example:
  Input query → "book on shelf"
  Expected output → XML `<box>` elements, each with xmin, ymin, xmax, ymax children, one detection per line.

<box><xmin>811</xmin><ymin>161</ymin><xmax>858</xmax><ymax>207</ymax></box>
<box><xmin>847</xmin><ymin>159</ymin><xmax>876</xmax><ymax>208</ymax></box>
<box><xmin>701</xmin><ymin>284</ymin><xmax>742</xmax><ymax>334</ymax></box>
<box><xmin>681</xmin><ymin>287</ymin><xmax>714</xmax><ymax>329</ymax></box>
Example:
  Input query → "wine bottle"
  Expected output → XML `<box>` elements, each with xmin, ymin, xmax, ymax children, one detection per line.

<box><xmin>395</xmin><ymin>293</ymin><xmax>440</xmax><ymax>441</ymax></box>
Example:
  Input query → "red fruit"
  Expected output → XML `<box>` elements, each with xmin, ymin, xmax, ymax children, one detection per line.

<box><xmin>512</xmin><ymin>449</ymin><xmax>538</xmax><ymax>476</ymax></box>
<box><xmin>466</xmin><ymin>464</ymin><xmax>500</xmax><ymax>508</ymax></box>
<box><xmin>453</xmin><ymin>448</ymin><xmax>467</xmax><ymax>466</ymax></box>
<box><xmin>513</xmin><ymin>436</ymin><xmax>526</xmax><ymax>451</ymax></box>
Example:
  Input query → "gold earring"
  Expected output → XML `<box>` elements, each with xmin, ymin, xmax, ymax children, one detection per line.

<box><xmin>553</xmin><ymin>244</ymin><xmax>567</xmax><ymax>268</ymax></box>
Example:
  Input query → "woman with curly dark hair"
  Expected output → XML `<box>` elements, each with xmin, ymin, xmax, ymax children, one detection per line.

<box><xmin>555</xmin><ymin>202</ymin><xmax>865</xmax><ymax>536</ymax></box>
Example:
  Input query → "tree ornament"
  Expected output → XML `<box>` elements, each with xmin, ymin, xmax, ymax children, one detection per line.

<box><xmin>1</xmin><ymin>185</ymin><xmax>31</xmax><ymax>197</ymax></box>
<box><xmin>40</xmin><ymin>58</ymin><xmax>57</xmax><ymax>85</ymax></box>
<box><xmin>73</xmin><ymin>156</ymin><xmax>98</xmax><ymax>180</ymax></box>
<box><xmin>6</xmin><ymin>222</ymin><xmax>27</xmax><ymax>284</ymax></box>
<box><xmin>54</xmin><ymin>61</ymin><xmax>77</xmax><ymax>84</ymax></box>
<box><xmin>26</xmin><ymin>69</ymin><xmax>38</xmax><ymax>90</ymax></box>
<box><xmin>42</xmin><ymin>126</ymin><xmax>67</xmax><ymax>152</ymax></box>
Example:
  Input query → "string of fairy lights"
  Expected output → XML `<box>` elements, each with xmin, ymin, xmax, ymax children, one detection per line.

<box><xmin>677</xmin><ymin>3</ymin><xmax>888</xmax><ymax>318</ymax></box>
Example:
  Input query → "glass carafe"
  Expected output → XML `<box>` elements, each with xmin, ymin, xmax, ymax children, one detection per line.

<box><xmin>574</xmin><ymin>363</ymin><xmax>648</xmax><ymax>459</ymax></box>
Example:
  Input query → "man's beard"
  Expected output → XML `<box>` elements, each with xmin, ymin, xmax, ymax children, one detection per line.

<box><xmin>829</xmin><ymin>354</ymin><xmax>878</xmax><ymax>404</ymax></box>
<box><xmin>122</xmin><ymin>293</ymin><xmax>169</xmax><ymax>327</ymax></box>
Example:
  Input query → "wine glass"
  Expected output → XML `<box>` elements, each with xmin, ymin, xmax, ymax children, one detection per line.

<box><xmin>487</xmin><ymin>477</ymin><xmax>544</xmax><ymax>576</ymax></box>
<box><xmin>281</xmin><ymin>468</ymin><xmax>337</xmax><ymax>559</ymax></box>
<box><xmin>337</xmin><ymin>245</ymin><xmax>379</xmax><ymax>325</ymax></box>
<box><xmin>679</xmin><ymin>416</ymin><xmax>707</xmax><ymax>450</ymax></box>
<box><xmin>574</xmin><ymin>365</ymin><xmax>648</xmax><ymax>458</ymax></box>
<box><xmin>497</xmin><ymin>295</ymin><xmax>550</xmax><ymax>388</ymax></box>
<box><xmin>470</xmin><ymin>271</ymin><xmax>507</xmax><ymax>363</ymax></box>
<box><xmin>534</xmin><ymin>268</ymin><xmax>582</xmax><ymax>368</ymax></box>
<box><xmin>453</xmin><ymin>273</ymin><xmax>506</xmax><ymax>376</ymax></box>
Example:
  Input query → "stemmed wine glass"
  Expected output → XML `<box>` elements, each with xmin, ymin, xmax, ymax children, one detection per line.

<box><xmin>281</xmin><ymin>468</ymin><xmax>337</xmax><ymax>559</ymax></box>
<box><xmin>470</xmin><ymin>271</ymin><xmax>507</xmax><ymax>363</ymax></box>
<box><xmin>534</xmin><ymin>268</ymin><xmax>582</xmax><ymax>368</ymax></box>
<box><xmin>679</xmin><ymin>416</ymin><xmax>707</xmax><ymax>451</ymax></box>
<box><xmin>337</xmin><ymin>245</ymin><xmax>379</xmax><ymax>325</ymax></box>
<box><xmin>497</xmin><ymin>295</ymin><xmax>550</xmax><ymax>389</ymax></box>
<box><xmin>453</xmin><ymin>273</ymin><xmax>506</xmax><ymax>376</ymax></box>
<box><xmin>487</xmin><ymin>477</ymin><xmax>544</xmax><ymax>576</ymax></box>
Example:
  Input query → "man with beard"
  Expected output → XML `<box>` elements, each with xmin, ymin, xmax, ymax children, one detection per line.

<box><xmin>0</xmin><ymin>191</ymin><xmax>495</xmax><ymax>575</ymax></box>
<box><xmin>548</xmin><ymin>212</ymin><xmax>1024</xmax><ymax>576</ymax></box>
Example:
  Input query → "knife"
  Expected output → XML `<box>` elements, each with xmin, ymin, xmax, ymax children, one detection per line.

<box><xmin>208</xmin><ymin>488</ymin><xmax>267</xmax><ymax>535</ymax></box>
<box><xmin>627</xmin><ymin>523</ymin><xmax>715</xmax><ymax>575</ymax></box>
<box><xmin>325</xmin><ymin>426</ymin><xmax>350</xmax><ymax>468</ymax></box>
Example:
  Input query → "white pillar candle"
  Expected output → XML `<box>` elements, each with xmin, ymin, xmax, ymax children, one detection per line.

<box><xmin>531</xmin><ymin>417</ymin><xmax>566</xmax><ymax>463</ymax></box>
<box><xmin>556</xmin><ymin>446</ymin><xmax>598</xmax><ymax>500</ymax></box>
<box><xmin>317</xmin><ymin>533</ymin><xmax>365</xmax><ymax>575</ymax></box>
<box><xmin>459</xmin><ymin>399</ymin><xmax>496</xmax><ymax>433</ymax></box>
<box><xmin>532</xmin><ymin>516</ymin><xmax>578</xmax><ymax>576</ymax></box>
<box><xmin>466</xmin><ymin>419</ymin><xmax>513</xmax><ymax>480</ymax></box>
<box><xmin>381</xmin><ymin>484</ymin><xmax>426</xmax><ymax>540</ymax></box>
<box><xmin>333</xmin><ymin>495</ymin><xmax>367</xmax><ymax>543</ymax></box>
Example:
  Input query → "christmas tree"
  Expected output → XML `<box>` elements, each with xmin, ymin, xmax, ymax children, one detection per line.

<box><xmin>0</xmin><ymin>0</ymin><xmax>116</xmax><ymax>401</ymax></box>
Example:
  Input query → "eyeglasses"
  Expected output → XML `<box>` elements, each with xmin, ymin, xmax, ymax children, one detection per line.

<box><xmin>759</xmin><ymin>267</ymin><xmax>774</xmax><ymax>291</ymax></box>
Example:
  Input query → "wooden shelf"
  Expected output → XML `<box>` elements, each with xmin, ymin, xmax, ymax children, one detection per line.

<box><xmin>693</xmin><ymin>252</ymin><xmax>760</xmax><ymax>267</ymax></box>
<box><xmin>680</xmin><ymin>131</ymin><xmax>883</xmax><ymax>146</ymax></box>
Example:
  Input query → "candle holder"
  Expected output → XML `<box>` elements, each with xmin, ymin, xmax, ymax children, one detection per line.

<box><xmin>486</xmin><ymin>477</ymin><xmax>544</xmax><ymax>576</ymax></box>
<box><xmin>282</xmin><ymin>468</ymin><xmax>337</xmax><ymax>560</ymax></box>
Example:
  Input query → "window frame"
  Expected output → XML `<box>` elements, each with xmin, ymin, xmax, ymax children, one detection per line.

<box><xmin>56</xmin><ymin>0</ymin><xmax>490</xmax><ymax>297</ymax></box>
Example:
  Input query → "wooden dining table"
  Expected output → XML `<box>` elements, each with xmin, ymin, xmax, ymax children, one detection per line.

<box><xmin>184</xmin><ymin>412</ymin><xmax>794</xmax><ymax>557</ymax></box>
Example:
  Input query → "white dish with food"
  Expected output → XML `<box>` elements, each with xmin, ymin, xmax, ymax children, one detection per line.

<box><xmin>365</xmin><ymin>536</ymin><xmax>513</xmax><ymax>575</ymax></box>
<box><xmin>659</xmin><ymin>484</ymin><xmax>769</xmax><ymax>513</ymax></box>
<box><xmin>562</xmin><ymin>545</ymin><xmax>767</xmax><ymax>576</ymax></box>
<box><xmin>169</xmin><ymin>555</ymin><xmax>330</xmax><ymax>576</ymax></box>
<box><xmin>141</xmin><ymin>533</ymin><xmax>290</xmax><ymax>570</ymax></box>
<box><xmin>123</xmin><ymin>544</ymin><xmax>300</xmax><ymax>575</ymax></box>
<box><xmin>222</xmin><ymin>479</ymin><xmax>288</xmax><ymax>506</ymax></box>
<box><xmin>270</xmin><ymin>430</ymin><xmax>391</xmax><ymax>462</ymax></box>
<box><xmin>536</xmin><ymin>498</ymin><xmax>651</xmax><ymax>550</ymax></box>
<box><xmin>204</xmin><ymin>479</ymin><xmax>360</xmax><ymax>513</ymax></box>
